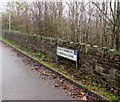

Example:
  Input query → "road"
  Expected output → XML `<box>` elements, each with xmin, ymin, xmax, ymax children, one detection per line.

<box><xmin>0</xmin><ymin>42</ymin><xmax>74</xmax><ymax>100</ymax></box>
<box><xmin>0</xmin><ymin>42</ymin><xmax>2</xmax><ymax>101</ymax></box>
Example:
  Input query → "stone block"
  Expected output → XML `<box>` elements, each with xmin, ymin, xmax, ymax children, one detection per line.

<box><xmin>97</xmin><ymin>48</ymin><xmax>104</xmax><ymax>57</ymax></box>
<box><xmin>109</xmin><ymin>49</ymin><xmax>115</xmax><ymax>60</ymax></box>
<box><xmin>85</xmin><ymin>44</ymin><xmax>91</xmax><ymax>53</ymax></box>
<box><xmin>91</xmin><ymin>45</ymin><xmax>99</xmax><ymax>55</ymax></box>
<box><xmin>85</xmin><ymin>61</ymin><xmax>91</xmax><ymax>67</ymax></box>
<box><xmin>102</xmin><ymin>69</ymin><xmax>110</xmax><ymax>74</ymax></box>
<box><xmin>95</xmin><ymin>64</ymin><xmax>103</xmax><ymax>73</ymax></box>
<box><xmin>83</xmin><ymin>64</ymin><xmax>93</xmax><ymax>73</ymax></box>
<box><xmin>115</xmin><ymin>70</ymin><xmax>120</xmax><ymax>75</ymax></box>
<box><xmin>92</xmin><ymin>63</ymin><xmax>96</xmax><ymax>70</ymax></box>
<box><xmin>93</xmin><ymin>70</ymin><xmax>101</xmax><ymax>77</ymax></box>
<box><xmin>109</xmin><ymin>69</ymin><xmax>116</xmax><ymax>80</ymax></box>
<box><xmin>114</xmin><ymin>81</ymin><xmax>120</xmax><ymax>88</ymax></box>
<box><xmin>79</xmin><ymin>43</ymin><xmax>86</xmax><ymax>52</ymax></box>
<box><xmin>115</xmin><ymin>74</ymin><xmax>120</xmax><ymax>82</ymax></box>
<box><xmin>101</xmin><ymin>73</ymin><xmax>109</xmax><ymax>81</ymax></box>
<box><xmin>114</xmin><ymin>55</ymin><xmax>120</xmax><ymax>61</ymax></box>
<box><xmin>109</xmin><ymin>80</ymin><xmax>117</xmax><ymax>87</ymax></box>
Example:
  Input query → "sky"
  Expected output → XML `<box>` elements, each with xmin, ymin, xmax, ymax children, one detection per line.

<box><xmin>0</xmin><ymin>0</ymin><xmax>115</xmax><ymax>13</ymax></box>
<box><xmin>0</xmin><ymin>0</ymin><xmax>89</xmax><ymax>12</ymax></box>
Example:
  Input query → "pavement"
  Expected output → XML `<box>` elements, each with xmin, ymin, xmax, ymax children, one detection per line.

<box><xmin>0</xmin><ymin>42</ymin><xmax>74</xmax><ymax>100</ymax></box>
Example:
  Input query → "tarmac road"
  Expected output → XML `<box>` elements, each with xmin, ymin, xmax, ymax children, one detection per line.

<box><xmin>0</xmin><ymin>42</ymin><xmax>2</xmax><ymax>101</ymax></box>
<box><xmin>0</xmin><ymin>42</ymin><xmax>74</xmax><ymax>100</ymax></box>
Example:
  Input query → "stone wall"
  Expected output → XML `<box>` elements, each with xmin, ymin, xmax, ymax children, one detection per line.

<box><xmin>3</xmin><ymin>31</ymin><xmax>120</xmax><ymax>88</ymax></box>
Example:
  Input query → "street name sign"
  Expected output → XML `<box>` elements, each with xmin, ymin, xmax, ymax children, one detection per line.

<box><xmin>56</xmin><ymin>47</ymin><xmax>79</xmax><ymax>70</ymax></box>
<box><xmin>57</xmin><ymin>47</ymin><xmax>78</xmax><ymax>61</ymax></box>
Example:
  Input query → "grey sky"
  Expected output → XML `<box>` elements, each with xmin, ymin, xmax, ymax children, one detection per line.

<box><xmin>0</xmin><ymin>0</ymin><xmax>115</xmax><ymax>12</ymax></box>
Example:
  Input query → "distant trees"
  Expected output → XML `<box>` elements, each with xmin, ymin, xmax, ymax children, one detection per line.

<box><xmin>92</xmin><ymin>0</ymin><xmax>120</xmax><ymax>50</ymax></box>
<box><xmin>3</xmin><ymin>2</ymin><xmax>31</xmax><ymax>33</ymax></box>
<box><xmin>2</xmin><ymin>1</ymin><xmax>120</xmax><ymax>51</ymax></box>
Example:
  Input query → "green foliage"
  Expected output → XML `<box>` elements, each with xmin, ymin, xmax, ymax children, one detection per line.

<box><xmin>33</xmin><ymin>52</ymin><xmax>47</xmax><ymax>59</ymax></box>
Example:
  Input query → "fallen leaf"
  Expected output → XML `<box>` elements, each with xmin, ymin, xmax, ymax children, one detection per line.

<box><xmin>34</xmin><ymin>67</ymin><xmax>39</xmax><ymax>71</ymax></box>
<box><xmin>72</xmin><ymin>92</ymin><xmax>78</xmax><ymax>95</ymax></box>
<box><xmin>59</xmin><ymin>79</ymin><xmax>64</xmax><ymax>83</ymax></box>
<box><xmin>44</xmin><ymin>81</ymin><xmax>48</xmax><ymax>84</ymax></box>
<box><xmin>71</xmin><ymin>75</ymin><xmax>74</xmax><ymax>78</ymax></box>
<box><xmin>53</xmin><ymin>83</ymin><xmax>60</xmax><ymax>87</ymax></box>
<box><xmin>80</xmin><ymin>96</ymin><xmax>87</xmax><ymax>100</ymax></box>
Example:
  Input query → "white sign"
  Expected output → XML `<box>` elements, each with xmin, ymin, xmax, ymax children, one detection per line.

<box><xmin>57</xmin><ymin>47</ymin><xmax>78</xmax><ymax>61</ymax></box>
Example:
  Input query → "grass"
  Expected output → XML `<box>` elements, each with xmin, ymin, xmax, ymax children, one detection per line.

<box><xmin>0</xmin><ymin>37</ymin><xmax>3</xmax><ymax>40</ymax></box>
<box><xmin>0</xmin><ymin>37</ymin><xmax>119</xmax><ymax>101</ymax></box>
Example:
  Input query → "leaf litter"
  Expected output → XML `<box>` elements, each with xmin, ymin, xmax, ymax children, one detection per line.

<box><xmin>10</xmin><ymin>47</ymin><xmax>118</xmax><ymax>100</ymax></box>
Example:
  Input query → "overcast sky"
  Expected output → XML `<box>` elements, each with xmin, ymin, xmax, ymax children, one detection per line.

<box><xmin>0</xmin><ymin>0</ymin><xmax>115</xmax><ymax>13</ymax></box>
<box><xmin>0</xmin><ymin>0</ymin><xmax>88</xmax><ymax>12</ymax></box>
